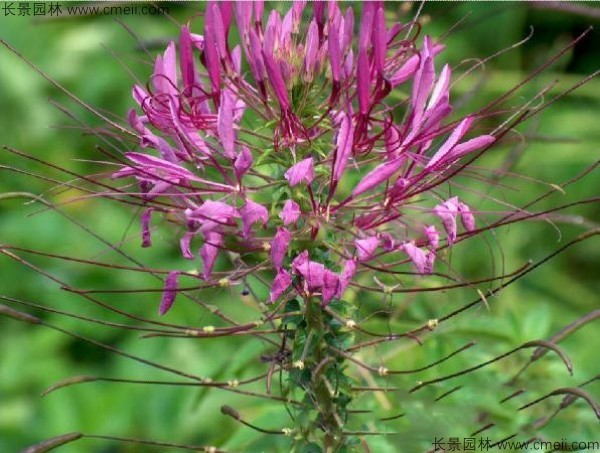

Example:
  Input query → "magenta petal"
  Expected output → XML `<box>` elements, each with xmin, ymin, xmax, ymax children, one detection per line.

<box><xmin>450</xmin><ymin>135</ymin><xmax>495</xmax><ymax>160</ymax></box>
<box><xmin>159</xmin><ymin>271</ymin><xmax>181</xmax><ymax>315</ymax></box>
<box><xmin>179</xmin><ymin>25</ymin><xmax>196</xmax><ymax>94</ymax></box>
<box><xmin>270</xmin><ymin>269</ymin><xmax>292</xmax><ymax>303</ymax></box>
<box><xmin>234</xmin><ymin>146</ymin><xmax>253</xmax><ymax>180</ymax></box>
<box><xmin>402</xmin><ymin>242</ymin><xmax>428</xmax><ymax>274</ymax></box>
<box><xmin>263</xmin><ymin>48</ymin><xmax>290</xmax><ymax>109</ymax></box>
<box><xmin>303</xmin><ymin>20</ymin><xmax>319</xmax><ymax>80</ymax></box>
<box><xmin>248</xmin><ymin>28</ymin><xmax>266</xmax><ymax>82</ymax></box>
<box><xmin>271</xmin><ymin>227</ymin><xmax>291</xmax><ymax>269</ymax></box>
<box><xmin>141</xmin><ymin>208</ymin><xmax>154</xmax><ymax>248</ymax></box>
<box><xmin>385</xmin><ymin>124</ymin><xmax>402</xmax><ymax>159</ymax></box>
<box><xmin>295</xmin><ymin>260</ymin><xmax>326</xmax><ymax>289</ymax></box>
<box><xmin>200</xmin><ymin>232</ymin><xmax>223</xmax><ymax>280</ymax></box>
<box><xmin>380</xmin><ymin>233</ymin><xmax>396</xmax><ymax>251</ymax></box>
<box><xmin>322</xmin><ymin>270</ymin><xmax>340</xmax><ymax>305</ymax></box>
<box><xmin>427</xmin><ymin>64</ymin><xmax>451</xmax><ymax>111</ymax></box>
<box><xmin>356</xmin><ymin>48</ymin><xmax>370</xmax><ymax>115</ymax></box>
<box><xmin>204</xmin><ymin>5</ymin><xmax>222</xmax><ymax>96</ymax></box>
<box><xmin>240</xmin><ymin>199</ymin><xmax>269</xmax><ymax>237</ymax></box>
<box><xmin>284</xmin><ymin>157</ymin><xmax>315</xmax><ymax>187</ymax></box>
<box><xmin>372</xmin><ymin>7</ymin><xmax>386</xmax><ymax>74</ymax></box>
<box><xmin>457</xmin><ymin>201</ymin><xmax>476</xmax><ymax>232</ymax></box>
<box><xmin>280</xmin><ymin>200</ymin><xmax>301</xmax><ymax>225</ymax></box>
<box><xmin>390</xmin><ymin>54</ymin><xmax>420</xmax><ymax>87</ymax></box>
<box><xmin>292</xmin><ymin>250</ymin><xmax>309</xmax><ymax>272</ymax></box>
<box><xmin>218</xmin><ymin>90</ymin><xmax>236</xmax><ymax>158</ymax></box>
<box><xmin>425</xmin><ymin>225</ymin><xmax>440</xmax><ymax>249</ymax></box>
<box><xmin>328</xmin><ymin>20</ymin><xmax>341</xmax><ymax>82</ymax></box>
<box><xmin>427</xmin><ymin>117</ymin><xmax>474</xmax><ymax>168</ymax></box>
<box><xmin>355</xmin><ymin>236</ymin><xmax>380</xmax><ymax>261</ymax></box>
<box><xmin>180</xmin><ymin>232</ymin><xmax>195</xmax><ymax>260</ymax></box>
<box><xmin>433</xmin><ymin>197</ymin><xmax>460</xmax><ymax>244</ymax></box>
<box><xmin>186</xmin><ymin>201</ymin><xmax>240</xmax><ymax>229</ymax></box>
<box><xmin>358</xmin><ymin>5</ymin><xmax>373</xmax><ymax>51</ymax></box>
<box><xmin>411</xmin><ymin>36</ymin><xmax>436</xmax><ymax>124</ymax></box>
<box><xmin>351</xmin><ymin>157</ymin><xmax>405</xmax><ymax>198</ymax></box>
<box><xmin>336</xmin><ymin>259</ymin><xmax>357</xmax><ymax>298</ymax></box>
<box><xmin>332</xmin><ymin>114</ymin><xmax>355</xmax><ymax>184</ymax></box>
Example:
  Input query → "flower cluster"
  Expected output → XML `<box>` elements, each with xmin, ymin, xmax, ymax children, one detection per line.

<box><xmin>112</xmin><ymin>1</ymin><xmax>496</xmax><ymax>315</ymax></box>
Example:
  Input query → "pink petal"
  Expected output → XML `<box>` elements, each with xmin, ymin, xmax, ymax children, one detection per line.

<box><xmin>180</xmin><ymin>231</ymin><xmax>195</xmax><ymax>260</ymax></box>
<box><xmin>427</xmin><ymin>117</ymin><xmax>475</xmax><ymax>168</ymax></box>
<box><xmin>218</xmin><ymin>90</ymin><xmax>236</xmax><ymax>158</ymax></box>
<box><xmin>351</xmin><ymin>157</ymin><xmax>405</xmax><ymax>198</ymax></box>
<box><xmin>284</xmin><ymin>157</ymin><xmax>315</xmax><ymax>187</ymax></box>
<box><xmin>292</xmin><ymin>250</ymin><xmax>309</xmax><ymax>272</ymax></box>
<box><xmin>303</xmin><ymin>20</ymin><xmax>319</xmax><ymax>80</ymax></box>
<box><xmin>356</xmin><ymin>48</ymin><xmax>370</xmax><ymax>115</ymax></box>
<box><xmin>200</xmin><ymin>232</ymin><xmax>223</xmax><ymax>280</ymax></box>
<box><xmin>280</xmin><ymin>200</ymin><xmax>301</xmax><ymax>225</ymax></box>
<box><xmin>372</xmin><ymin>7</ymin><xmax>386</xmax><ymax>74</ymax></box>
<box><xmin>355</xmin><ymin>236</ymin><xmax>380</xmax><ymax>261</ymax></box>
<box><xmin>427</xmin><ymin>64</ymin><xmax>451</xmax><ymax>111</ymax></box>
<box><xmin>401</xmin><ymin>242</ymin><xmax>428</xmax><ymax>274</ymax></box>
<box><xmin>425</xmin><ymin>225</ymin><xmax>440</xmax><ymax>249</ymax></box>
<box><xmin>159</xmin><ymin>271</ymin><xmax>181</xmax><ymax>315</ymax></box>
<box><xmin>263</xmin><ymin>45</ymin><xmax>290</xmax><ymax>109</ymax></box>
<box><xmin>270</xmin><ymin>269</ymin><xmax>292</xmax><ymax>302</ymax></box>
<box><xmin>328</xmin><ymin>20</ymin><xmax>341</xmax><ymax>82</ymax></box>
<box><xmin>332</xmin><ymin>114</ymin><xmax>355</xmax><ymax>183</ymax></box>
<box><xmin>390</xmin><ymin>54</ymin><xmax>419</xmax><ymax>87</ymax></box>
<box><xmin>141</xmin><ymin>208</ymin><xmax>154</xmax><ymax>248</ymax></box>
<box><xmin>179</xmin><ymin>25</ymin><xmax>196</xmax><ymax>94</ymax></box>
<box><xmin>433</xmin><ymin>197</ymin><xmax>460</xmax><ymax>244</ymax></box>
<box><xmin>271</xmin><ymin>227</ymin><xmax>291</xmax><ymax>269</ymax></box>
<box><xmin>450</xmin><ymin>135</ymin><xmax>495</xmax><ymax>160</ymax></box>
<box><xmin>186</xmin><ymin>200</ymin><xmax>240</xmax><ymax>226</ymax></box>
<box><xmin>411</xmin><ymin>36</ymin><xmax>436</xmax><ymax>125</ymax></box>
<box><xmin>240</xmin><ymin>199</ymin><xmax>269</xmax><ymax>237</ymax></box>
<box><xmin>295</xmin><ymin>260</ymin><xmax>326</xmax><ymax>289</ymax></box>
<box><xmin>234</xmin><ymin>146</ymin><xmax>253</xmax><ymax>180</ymax></box>
<box><xmin>336</xmin><ymin>259</ymin><xmax>357</xmax><ymax>298</ymax></box>
<box><xmin>457</xmin><ymin>201</ymin><xmax>476</xmax><ymax>232</ymax></box>
<box><xmin>322</xmin><ymin>270</ymin><xmax>340</xmax><ymax>305</ymax></box>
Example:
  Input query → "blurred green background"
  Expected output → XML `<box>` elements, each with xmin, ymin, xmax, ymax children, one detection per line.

<box><xmin>1</xmin><ymin>2</ymin><xmax>599</xmax><ymax>452</ymax></box>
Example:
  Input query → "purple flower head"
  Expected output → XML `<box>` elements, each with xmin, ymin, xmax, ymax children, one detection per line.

<box><xmin>111</xmin><ymin>2</ymin><xmax>505</xmax><ymax>315</ymax></box>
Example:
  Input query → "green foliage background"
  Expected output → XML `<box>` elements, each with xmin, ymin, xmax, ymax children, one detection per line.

<box><xmin>0</xmin><ymin>2</ymin><xmax>599</xmax><ymax>452</ymax></box>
